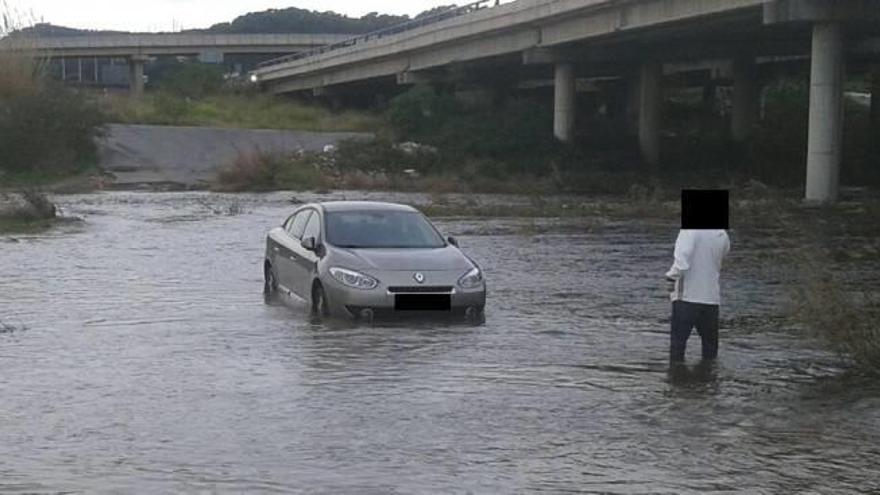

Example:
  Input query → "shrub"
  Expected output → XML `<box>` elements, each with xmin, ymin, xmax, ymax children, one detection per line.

<box><xmin>214</xmin><ymin>150</ymin><xmax>332</xmax><ymax>192</ymax></box>
<box><xmin>153</xmin><ymin>63</ymin><xmax>225</xmax><ymax>99</ymax></box>
<box><xmin>387</xmin><ymin>84</ymin><xmax>458</xmax><ymax>137</ymax></box>
<box><xmin>789</xmin><ymin>244</ymin><xmax>880</xmax><ymax>372</ymax></box>
<box><xmin>0</xmin><ymin>83</ymin><xmax>105</xmax><ymax>174</ymax></box>
<box><xmin>334</xmin><ymin>137</ymin><xmax>440</xmax><ymax>175</ymax></box>
<box><xmin>1</xmin><ymin>9</ymin><xmax>105</xmax><ymax>181</ymax></box>
<box><xmin>386</xmin><ymin>85</ymin><xmax>562</xmax><ymax>177</ymax></box>
<box><xmin>18</xmin><ymin>188</ymin><xmax>56</xmax><ymax>219</ymax></box>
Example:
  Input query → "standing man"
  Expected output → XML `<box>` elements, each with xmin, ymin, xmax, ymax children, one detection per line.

<box><xmin>666</xmin><ymin>190</ymin><xmax>730</xmax><ymax>364</ymax></box>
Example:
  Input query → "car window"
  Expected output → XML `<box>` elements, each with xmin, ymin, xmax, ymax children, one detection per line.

<box><xmin>325</xmin><ymin>211</ymin><xmax>445</xmax><ymax>248</ymax></box>
<box><xmin>283</xmin><ymin>214</ymin><xmax>296</xmax><ymax>230</ymax></box>
<box><xmin>287</xmin><ymin>210</ymin><xmax>312</xmax><ymax>239</ymax></box>
<box><xmin>301</xmin><ymin>211</ymin><xmax>321</xmax><ymax>240</ymax></box>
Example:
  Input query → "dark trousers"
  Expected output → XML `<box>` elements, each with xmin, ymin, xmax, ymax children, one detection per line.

<box><xmin>670</xmin><ymin>300</ymin><xmax>719</xmax><ymax>363</ymax></box>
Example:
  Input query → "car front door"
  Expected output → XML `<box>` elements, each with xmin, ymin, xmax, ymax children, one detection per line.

<box><xmin>275</xmin><ymin>209</ymin><xmax>311</xmax><ymax>296</ymax></box>
<box><xmin>291</xmin><ymin>209</ymin><xmax>322</xmax><ymax>297</ymax></box>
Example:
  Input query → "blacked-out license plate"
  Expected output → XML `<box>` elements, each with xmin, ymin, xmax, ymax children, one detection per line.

<box><xmin>394</xmin><ymin>294</ymin><xmax>451</xmax><ymax>311</ymax></box>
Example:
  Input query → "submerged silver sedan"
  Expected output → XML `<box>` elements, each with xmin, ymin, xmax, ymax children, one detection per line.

<box><xmin>263</xmin><ymin>201</ymin><xmax>486</xmax><ymax>321</ymax></box>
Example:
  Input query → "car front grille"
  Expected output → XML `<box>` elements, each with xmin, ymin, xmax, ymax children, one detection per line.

<box><xmin>387</xmin><ymin>286</ymin><xmax>453</xmax><ymax>294</ymax></box>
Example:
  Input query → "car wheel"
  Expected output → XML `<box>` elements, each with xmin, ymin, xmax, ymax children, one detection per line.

<box><xmin>263</xmin><ymin>262</ymin><xmax>277</xmax><ymax>300</ymax></box>
<box><xmin>312</xmin><ymin>283</ymin><xmax>329</xmax><ymax>318</ymax></box>
<box><xmin>465</xmin><ymin>305</ymin><xmax>485</xmax><ymax>325</ymax></box>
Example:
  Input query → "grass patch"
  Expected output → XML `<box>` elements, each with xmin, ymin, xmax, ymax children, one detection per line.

<box><xmin>788</xmin><ymin>243</ymin><xmax>880</xmax><ymax>372</ymax></box>
<box><xmin>210</xmin><ymin>137</ymin><xmax>773</xmax><ymax>199</ymax></box>
<box><xmin>99</xmin><ymin>92</ymin><xmax>381</xmax><ymax>132</ymax></box>
<box><xmin>0</xmin><ymin>216</ymin><xmax>57</xmax><ymax>234</ymax></box>
<box><xmin>213</xmin><ymin>151</ymin><xmax>335</xmax><ymax>192</ymax></box>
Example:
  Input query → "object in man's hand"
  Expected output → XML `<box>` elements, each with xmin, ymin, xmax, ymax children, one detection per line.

<box><xmin>666</xmin><ymin>277</ymin><xmax>676</xmax><ymax>292</ymax></box>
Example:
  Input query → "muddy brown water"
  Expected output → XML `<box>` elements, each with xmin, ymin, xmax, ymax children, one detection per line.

<box><xmin>1</xmin><ymin>191</ymin><xmax>879</xmax><ymax>493</ymax></box>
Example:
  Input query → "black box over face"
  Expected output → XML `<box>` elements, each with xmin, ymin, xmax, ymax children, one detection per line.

<box><xmin>681</xmin><ymin>190</ymin><xmax>729</xmax><ymax>229</ymax></box>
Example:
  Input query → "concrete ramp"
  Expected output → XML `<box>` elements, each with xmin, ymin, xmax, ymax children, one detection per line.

<box><xmin>98</xmin><ymin>123</ymin><xmax>368</xmax><ymax>188</ymax></box>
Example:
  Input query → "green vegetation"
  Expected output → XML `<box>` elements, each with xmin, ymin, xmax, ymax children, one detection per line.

<box><xmin>100</xmin><ymin>92</ymin><xmax>380</xmax><ymax>132</ymax></box>
<box><xmin>215</xmin><ymin>151</ymin><xmax>334</xmax><ymax>192</ymax></box>
<box><xmin>208</xmin><ymin>73</ymin><xmax>879</xmax><ymax>196</ymax></box>
<box><xmin>18</xmin><ymin>4</ymin><xmax>458</xmax><ymax>38</ymax></box>
<box><xmin>663</xmin><ymin>78</ymin><xmax>880</xmax><ymax>187</ymax></box>
<box><xmin>387</xmin><ymin>85</ymin><xmax>563</xmax><ymax>177</ymax></box>
<box><xmin>0</xmin><ymin>83</ymin><xmax>105</xmax><ymax>172</ymax></box>
<box><xmin>212</xmin><ymin>146</ymin><xmax>566</xmax><ymax>195</ymax></box>
<box><xmin>208</xmin><ymin>7</ymin><xmax>408</xmax><ymax>34</ymax></box>
<box><xmin>379</xmin><ymin>80</ymin><xmax>880</xmax><ymax>193</ymax></box>
<box><xmin>781</xmin><ymin>205</ymin><xmax>880</xmax><ymax>374</ymax></box>
<box><xmin>95</xmin><ymin>61</ymin><xmax>380</xmax><ymax>131</ymax></box>
<box><xmin>1</xmin><ymin>6</ymin><xmax>106</xmax><ymax>189</ymax></box>
<box><xmin>791</xmin><ymin>249</ymin><xmax>880</xmax><ymax>372</ymax></box>
<box><xmin>151</xmin><ymin>63</ymin><xmax>226</xmax><ymax>99</ymax></box>
<box><xmin>207</xmin><ymin>5</ymin><xmax>456</xmax><ymax>34</ymax></box>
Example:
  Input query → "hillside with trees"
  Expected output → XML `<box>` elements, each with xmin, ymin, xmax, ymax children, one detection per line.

<box><xmin>10</xmin><ymin>5</ymin><xmax>459</xmax><ymax>38</ymax></box>
<box><xmin>206</xmin><ymin>8</ymin><xmax>408</xmax><ymax>34</ymax></box>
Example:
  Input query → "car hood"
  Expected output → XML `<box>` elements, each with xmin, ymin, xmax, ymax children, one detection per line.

<box><xmin>330</xmin><ymin>246</ymin><xmax>473</xmax><ymax>271</ymax></box>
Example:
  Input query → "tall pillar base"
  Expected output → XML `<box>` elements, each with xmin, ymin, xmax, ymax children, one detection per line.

<box><xmin>553</xmin><ymin>63</ymin><xmax>575</xmax><ymax>142</ymax></box>
<box><xmin>804</xmin><ymin>22</ymin><xmax>844</xmax><ymax>204</ymax></box>
<box><xmin>128</xmin><ymin>55</ymin><xmax>149</xmax><ymax>97</ymax></box>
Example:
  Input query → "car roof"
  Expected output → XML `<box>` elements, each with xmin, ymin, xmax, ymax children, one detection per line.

<box><xmin>314</xmin><ymin>201</ymin><xmax>419</xmax><ymax>213</ymax></box>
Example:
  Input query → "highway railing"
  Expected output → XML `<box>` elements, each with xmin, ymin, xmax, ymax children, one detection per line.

<box><xmin>256</xmin><ymin>0</ymin><xmax>494</xmax><ymax>69</ymax></box>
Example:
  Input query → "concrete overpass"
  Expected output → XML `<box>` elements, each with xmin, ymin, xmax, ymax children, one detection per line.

<box><xmin>251</xmin><ymin>0</ymin><xmax>880</xmax><ymax>203</ymax></box>
<box><xmin>0</xmin><ymin>33</ymin><xmax>351</xmax><ymax>96</ymax></box>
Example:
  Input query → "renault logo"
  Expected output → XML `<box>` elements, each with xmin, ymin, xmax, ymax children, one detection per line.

<box><xmin>413</xmin><ymin>272</ymin><xmax>425</xmax><ymax>284</ymax></box>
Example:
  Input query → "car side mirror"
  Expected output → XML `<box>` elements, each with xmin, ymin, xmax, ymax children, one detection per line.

<box><xmin>447</xmin><ymin>236</ymin><xmax>459</xmax><ymax>247</ymax></box>
<box><xmin>301</xmin><ymin>236</ymin><xmax>318</xmax><ymax>251</ymax></box>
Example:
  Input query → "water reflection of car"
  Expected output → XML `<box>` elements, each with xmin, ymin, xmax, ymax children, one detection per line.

<box><xmin>264</xmin><ymin>201</ymin><xmax>486</xmax><ymax>321</ymax></box>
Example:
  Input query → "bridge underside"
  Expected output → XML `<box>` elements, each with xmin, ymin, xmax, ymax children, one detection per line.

<box><xmin>257</xmin><ymin>0</ymin><xmax>880</xmax><ymax>203</ymax></box>
<box><xmin>44</xmin><ymin>52</ymin><xmax>303</xmax><ymax>91</ymax></box>
<box><xmin>0</xmin><ymin>33</ymin><xmax>351</xmax><ymax>97</ymax></box>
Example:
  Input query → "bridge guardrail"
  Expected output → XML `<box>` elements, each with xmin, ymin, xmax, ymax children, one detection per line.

<box><xmin>255</xmin><ymin>0</ymin><xmax>493</xmax><ymax>70</ymax></box>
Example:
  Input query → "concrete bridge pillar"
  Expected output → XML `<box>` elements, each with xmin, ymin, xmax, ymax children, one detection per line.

<box><xmin>639</xmin><ymin>61</ymin><xmax>662</xmax><ymax>166</ymax></box>
<box><xmin>553</xmin><ymin>62</ymin><xmax>576</xmax><ymax>142</ymax></box>
<box><xmin>805</xmin><ymin>22</ymin><xmax>844</xmax><ymax>203</ymax></box>
<box><xmin>128</xmin><ymin>55</ymin><xmax>149</xmax><ymax>97</ymax></box>
<box><xmin>732</xmin><ymin>55</ymin><xmax>759</xmax><ymax>142</ymax></box>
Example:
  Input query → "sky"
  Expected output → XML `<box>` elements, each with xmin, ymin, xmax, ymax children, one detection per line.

<box><xmin>9</xmin><ymin>0</ymin><xmax>456</xmax><ymax>32</ymax></box>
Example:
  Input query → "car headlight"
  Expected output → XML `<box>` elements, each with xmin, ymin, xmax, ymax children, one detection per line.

<box><xmin>329</xmin><ymin>267</ymin><xmax>379</xmax><ymax>290</ymax></box>
<box><xmin>458</xmin><ymin>267</ymin><xmax>483</xmax><ymax>289</ymax></box>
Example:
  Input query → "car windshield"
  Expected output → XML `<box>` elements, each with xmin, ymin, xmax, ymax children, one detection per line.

<box><xmin>325</xmin><ymin>210</ymin><xmax>446</xmax><ymax>249</ymax></box>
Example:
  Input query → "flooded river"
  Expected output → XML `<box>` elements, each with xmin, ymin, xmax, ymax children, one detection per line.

<box><xmin>1</xmin><ymin>191</ymin><xmax>879</xmax><ymax>493</ymax></box>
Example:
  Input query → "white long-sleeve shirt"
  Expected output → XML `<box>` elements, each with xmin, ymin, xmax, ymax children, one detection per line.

<box><xmin>665</xmin><ymin>229</ymin><xmax>730</xmax><ymax>305</ymax></box>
